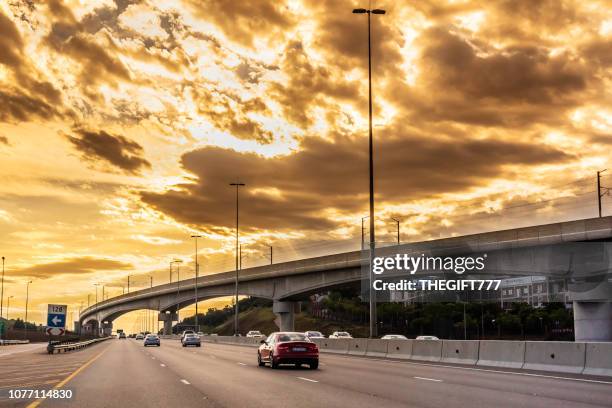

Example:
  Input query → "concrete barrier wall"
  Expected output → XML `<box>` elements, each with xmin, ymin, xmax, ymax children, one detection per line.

<box><xmin>441</xmin><ymin>340</ymin><xmax>479</xmax><ymax>365</ymax></box>
<box><xmin>385</xmin><ymin>339</ymin><xmax>413</xmax><ymax>359</ymax></box>
<box><xmin>348</xmin><ymin>338</ymin><xmax>368</xmax><ymax>356</ymax></box>
<box><xmin>583</xmin><ymin>342</ymin><xmax>612</xmax><ymax>376</ymax></box>
<box><xmin>477</xmin><ymin>340</ymin><xmax>525</xmax><ymax>369</ymax></box>
<box><xmin>365</xmin><ymin>339</ymin><xmax>389</xmax><ymax>357</ymax></box>
<box><xmin>411</xmin><ymin>339</ymin><xmax>443</xmax><ymax>362</ymax></box>
<box><xmin>523</xmin><ymin>341</ymin><xmax>586</xmax><ymax>374</ymax></box>
<box><xmin>319</xmin><ymin>338</ymin><xmax>349</xmax><ymax>354</ymax></box>
<box><xmin>196</xmin><ymin>336</ymin><xmax>612</xmax><ymax>377</ymax></box>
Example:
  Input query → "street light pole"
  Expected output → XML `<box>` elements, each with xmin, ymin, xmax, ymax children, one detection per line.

<box><xmin>169</xmin><ymin>261</ymin><xmax>173</xmax><ymax>284</ymax></box>
<box><xmin>174</xmin><ymin>259</ymin><xmax>182</xmax><ymax>323</ymax></box>
<box><xmin>24</xmin><ymin>280</ymin><xmax>32</xmax><ymax>338</ymax></box>
<box><xmin>230</xmin><ymin>182</ymin><xmax>245</xmax><ymax>336</ymax></box>
<box><xmin>94</xmin><ymin>283</ymin><xmax>99</xmax><ymax>305</ymax></box>
<box><xmin>191</xmin><ymin>235</ymin><xmax>202</xmax><ymax>332</ymax></box>
<box><xmin>353</xmin><ymin>6</ymin><xmax>385</xmax><ymax>338</ymax></box>
<box><xmin>1</xmin><ymin>256</ymin><xmax>5</xmax><ymax>319</ymax></box>
<box><xmin>7</xmin><ymin>295</ymin><xmax>13</xmax><ymax>320</ymax></box>
<box><xmin>361</xmin><ymin>216</ymin><xmax>369</xmax><ymax>250</ymax></box>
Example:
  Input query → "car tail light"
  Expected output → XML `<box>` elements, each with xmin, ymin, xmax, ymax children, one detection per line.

<box><xmin>277</xmin><ymin>344</ymin><xmax>290</xmax><ymax>352</ymax></box>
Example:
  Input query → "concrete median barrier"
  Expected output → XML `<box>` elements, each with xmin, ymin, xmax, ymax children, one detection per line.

<box><xmin>583</xmin><ymin>342</ymin><xmax>612</xmax><ymax>377</ymax></box>
<box><xmin>477</xmin><ymin>340</ymin><xmax>525</xmax><ymax>369</ymax></box>
<box><xmin>385</xmin><ymin>339</ymin><xmax>413</xmax><ymax>359</ymax></box>
<box><xmin>319</xmin><ymin>338</ymin><xmax>349</xmax><ymax>354</ymax></box>
<box><xmin>348</xmin><ymin>338</ymin><xmax>368</xmax><ymax>356</ymax></box>
<box><xmin>523</xmin><ymin>341</ymin><xmax>586</xmax><ymax>374</ymax></box>
<box><xmin>365</xmin><ymin>339</ymin><xmax>389</xmax><ymax>357</ymax></box>
<box><xmin>411</xmin><ymin>340</ymin><xmax>443</xmax><ymax>362</ymax></box>
<box><xmin>441</xmin><ymin>340</ymin><xmax>479</xmax><ymax>365</ymax></box>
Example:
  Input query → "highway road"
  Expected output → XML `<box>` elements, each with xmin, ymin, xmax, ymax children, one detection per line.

<box><xmin>1</xmin><ymin>339</ymin><xmax>611</xmax><ymax>408</ymax></box>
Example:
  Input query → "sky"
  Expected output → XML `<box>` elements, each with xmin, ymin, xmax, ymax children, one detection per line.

<box><xmin>0</xmin><ymin>0</ymin><xmax>611</xmax><ymax>332</ymax></box>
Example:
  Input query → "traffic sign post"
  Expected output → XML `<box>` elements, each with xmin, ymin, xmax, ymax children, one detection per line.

<box><xmin>46</xmin><ymin>304</ymin><xmax>67</xmax><ymax>336</ymax></box>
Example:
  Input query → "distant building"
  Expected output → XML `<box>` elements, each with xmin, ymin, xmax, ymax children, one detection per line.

<box><xmin>390</xmin><ymin>276</ymin><xmax>571</xmax><ymax>308</ymax></box>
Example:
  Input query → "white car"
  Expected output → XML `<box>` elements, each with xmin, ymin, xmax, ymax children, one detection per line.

<box><xmin>181</xmin><ymin>330</ymin><xmax>195</xmax><ymax>340</ymax></box>
<box><xmin>415</xmin><ymin>335</ymin><xmax>439</xmax><ymax>340</ymax></box>
<box><xmin>135</xmin><ymin>333</ymin><xmax>145</xmax><ymax>340</ymax></box>
<box><xmin>304</xmin><ymin>331</ymin><xmax>325</xmax><ymax>339</ymax></box>
<box><xmin>329</xmin><ymin>331</ymin><xmax>352</xmax><ymax>339</ymax></box>
<box><xmin>246</xmin><ymin>330</ymin><xmax>266</xmax><ymax>339</ymax></box>
<box><xmin>381</xmin><ymin>334</ymin><xmax>408</xmax><ymax>340</ymax></box>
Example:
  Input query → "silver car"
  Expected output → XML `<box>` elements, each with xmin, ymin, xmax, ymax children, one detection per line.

<box><xmin>182</xmin><ymin>333</ymin><xmax>201</xmax><ymax>347</ymax></box>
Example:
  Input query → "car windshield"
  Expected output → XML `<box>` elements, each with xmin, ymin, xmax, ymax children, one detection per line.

<box><xmin>337</xmin><ymin>332</ymin><xmax>349</xmax><ymax>336</ymax></box>
<box><xmin>185</xmin><ymin>334</ymin><xmax>198</xmax><ymax>338</ymax></box>
<box><xmin>276</xmin><ymin>333</ymin><xmax>308</xmax><ymax>342</ymax></box>
<box><xmin>249</xmin><ymin>331</ymin><xmax>261</xmax><ymax>335</ymax></box>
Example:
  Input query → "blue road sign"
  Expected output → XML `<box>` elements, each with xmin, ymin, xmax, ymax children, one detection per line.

<box><xmin>47</xmin><ymin>313</ymin><xmax>66</xmax><ymax>328</ymax></box>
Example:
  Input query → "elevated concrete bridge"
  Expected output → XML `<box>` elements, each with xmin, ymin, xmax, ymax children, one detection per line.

<box><xmin>79</xmin><ymin>216</ymin><xmax>612</xmax><ymax>340</ymax></box>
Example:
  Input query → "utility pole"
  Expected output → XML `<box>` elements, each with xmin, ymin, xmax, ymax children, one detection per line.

<box><xmin>127</xmin><ymin>275</ymin><xmax>131</xmax><ymax>293</ymax></box>
<box><xmin>353</xmin><ymin>6</ymin><xmax>385</xmax><ymax>337</ymax></box>
<box><xmin>230</xmin><ymin>182</ymin><xmax>245</xmax><ymax>336</ymax></box>
<box><xmin>597</xmin><ymin>169</ymin><xmax>609</xmax><ymax>217</ymax></box>
<box><xmin>191</xmin><ymin>235</ymin><xmax>202</xmax><ymax>332</ymax></box>
<box><xmin>269</xmin><ymin>245</ymin><xmax>273</xmax><ymax>265</ymax></box>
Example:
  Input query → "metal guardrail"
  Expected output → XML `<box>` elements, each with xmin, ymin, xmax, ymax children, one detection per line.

<box><xmin>47</xmin><ymin>336</ymin><xmax>112</xmax><ymax>354</ymax></box>
<box><xmin>0</xmin><ymin>339</ymin><xmax>30</xmax><ymax>346</ymax></box>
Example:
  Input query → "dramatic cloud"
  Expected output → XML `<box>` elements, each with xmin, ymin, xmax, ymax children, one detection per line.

<box><xmin>183</xmin><ymin>0</ymin><xmax>295</xmax><ymax>47</ymax></box>
<box><xmin>13</xmin><ymin>257</ymin><xmax>133</xmax><ymax>279</ymax></box>
<box><xmin>66</xmin><ymin>129</ymin><xmax>151</xmax><ymax>174</ymax></box>
<box><xmin>142</xmin><ymin>131</ymin><xmax>570</xmax><ymax>232</ymax></box>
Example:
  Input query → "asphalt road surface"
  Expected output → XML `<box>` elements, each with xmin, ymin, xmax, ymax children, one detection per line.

<box><xmin>1</xmin><ymin>339</ymin><xmax>612</xmax><ymax>408</ymax></box>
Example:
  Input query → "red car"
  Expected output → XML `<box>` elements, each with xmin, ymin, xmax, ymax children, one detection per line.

<box><xmin>258</xmin><ymin>332</ymin><xmax>319</xmax><ymax>369</ymax></box>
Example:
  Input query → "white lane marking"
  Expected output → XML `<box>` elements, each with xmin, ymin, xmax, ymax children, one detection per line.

<box><xmin>151</xmin><ymin>357</ymin><xmax>156</xmax><ymax>360</ymax></box>
<box><xmin>160</xmin><ymin>364</ymin><xmax>166</xmax><ymax>367</ymax></box>
<box><xmin>181</xmin><ymin>379</ymin><xmax>190</xmax><ymax>385</ymax></box>
<box><xmin>297</xmin><ymin>377</ymin><xmax>319</xmax><ymax>383</ymax></box>
<box><xmin>237</xmin><ymin>362</ymin><xmax>247</xmax><ymax>366</ymax></box>
<box><xmin>414</xmin><ymin>376</ymin><xmax>442</xmax><ymax>382</ymax></box>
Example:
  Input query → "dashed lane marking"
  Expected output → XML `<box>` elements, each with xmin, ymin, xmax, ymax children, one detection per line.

<box><xmin>414</xmin><ymin>377</ymin><xmax>442</xmax><ymax>382</ymax></box>
<box><xmin>297</xmin><ymin>377</ymin><xmax>319</xmax><ymax>383</ymax></box>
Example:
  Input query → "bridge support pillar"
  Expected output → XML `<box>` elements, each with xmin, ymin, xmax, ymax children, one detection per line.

<box><xmin>573</xmin><ymin>301</ymin><xmax>612</xmax><ymax>341</ymax></box>
<box><xmin>273</xmin><ymin>301</ymin><xmax>295</xmax><ymax>331</ymax></box>
<box><xmin>159</xmin><ymin>312</ymin><xmax>178</xmax><ymax>335</ymax></box>
<box><xmin>570</xmin><ymin>280</ymin><xmax>612</xmax><ymax>341</ymax></box>
<box><xmin>102</xmin><ymin>321</ymin><xmax>113</xmax><ymax>337</ymax></box>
